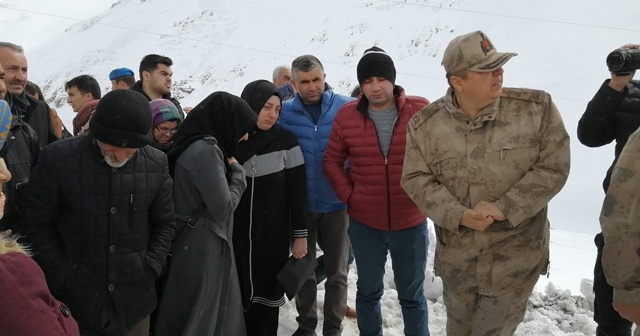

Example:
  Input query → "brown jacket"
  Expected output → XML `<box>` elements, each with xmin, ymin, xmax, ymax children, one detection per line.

<box><xmin>401</xmin><ymin>87</ymin><xmax>570</xmax><ymax>296</ymax></box>
<box><xmin>600</xmin><ymin>126</ymin><xmax>640</xmax><ymax>305</ymax></box>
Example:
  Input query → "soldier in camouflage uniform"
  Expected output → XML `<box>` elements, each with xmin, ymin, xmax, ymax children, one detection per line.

<box><xmin>600</xmin><ymin>126</ymin><xmax>640</xmax><ymax>335</ymax></box>
<box><xmin>401</xmin><ymin>30</ymin><xmax>571</xmax><ymax>335</ymax></box>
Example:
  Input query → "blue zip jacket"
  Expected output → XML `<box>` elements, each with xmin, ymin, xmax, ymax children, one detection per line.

<box><xmin>278</xmin><ymin>84</ymin><xmax>354</xmax><ymax>213</ymax></box>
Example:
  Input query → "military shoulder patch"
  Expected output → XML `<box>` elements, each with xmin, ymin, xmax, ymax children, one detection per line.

<box><xmin>410</xmin><ymin>99</ymin><xmax>445</xmax><ymax>128</ymax></box>
<box><xmin>501</xmin><ymin>87</ymin><xmax>549</xmax><ymax>104</ymax></box>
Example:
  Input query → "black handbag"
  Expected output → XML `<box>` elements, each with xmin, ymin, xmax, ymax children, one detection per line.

<box><xmin>276</xmin><ymin>253</ymin><xmax>318</xmax><ymax>300</ymax></box>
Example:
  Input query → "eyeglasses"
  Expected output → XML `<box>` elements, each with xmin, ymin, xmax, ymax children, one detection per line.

<box><xmin>155</xmin><ymin>126</ymin><xmax>178</xmax><ymax>135</ymax></box>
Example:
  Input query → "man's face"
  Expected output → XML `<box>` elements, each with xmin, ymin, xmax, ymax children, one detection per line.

<box><xmin>110</xmin><ymin>79</ymin><xmax>129</xmax><ymax>90</ymax></box>
<box><xmin>361</xmin><ymin>76</ymin><xmax>394</xmax><ymax>111</ymax></box>
<box><xmin>144</xmin><ymin>64</ymin><xmax>172</xmax><ymax>96</ymax></box>
<box><xmin>273</xmin><ymin>68</ymin><xmax>292</xmax><ymax>87</ymax></box>
<box><xmin>97</xmin><ymin>141</ymin><xmax>137</xmax><ymax>168</ymax></box>
<box><xmin>456</xmin><ymin>67</ymin><xmax>504</xmax><ymax>104</ymax></box>
<box><xmin>292</xmin><ymin>67</ymin><xmax>326</xmax><ymax>105</ymax></box>
<box><xmin>66</xmin><ymin>86</ymin><xmax>93</xmax><ymax>112</ymax></box>
<box><xmin>0</xmin><ymin>48</ymin><xmax>28</xmax><ymax>95</ymax></box>
<box><xmin>256</xmin><ymin>95</ymin><xmax>281</xmax><ymax>131</ymax></box>
<box><xmin>152</xmin><ymin>120</ymin><xmax>179</xmax><ymax>144</ymax></box>
<box><xmin>0</xmin><ymin>63</ymin><xmax>6</xmax><ymax>100</ymax></box>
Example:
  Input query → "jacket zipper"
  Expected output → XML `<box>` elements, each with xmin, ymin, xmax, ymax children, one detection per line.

<box><xmin>248</xmin><ymin>156</ymin><xmax>257</xmax><ymax>302</ymax></box>
<box><xmin>372</xmin><ymin>113</ymin><xmax>399</xmax><ymax>231</ymax></box>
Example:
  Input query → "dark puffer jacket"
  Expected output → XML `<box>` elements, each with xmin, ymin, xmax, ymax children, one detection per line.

<box><xmin>578</xmin><ymin>79</ymin><xmax>640</xmax><ymax>192</ymax></box>
<box><xmin>130</xmin><ymin>81</ymin><xmax>184</xmax><ymax>118</ymax></box>
<box><xmin>324</xmin><ymin>86</ymin><xmax>428</xmax><ymax>231</ymax></box>
<box><xmin>22</xmin><ymin>135</ymin><xmax>175</xmax><ymax>334</ymax></box>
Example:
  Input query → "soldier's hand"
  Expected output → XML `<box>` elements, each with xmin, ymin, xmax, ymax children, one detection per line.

<box><xmin>0</xmin><ymin>229</ymin><xmax>11</xmax><ymax>237</ymax></box>
<box><xmin>613</xmin><ymin>302</ymin><xmax>640</xmax><ymax>324</ymax></box>
<box><xmin>460</xmin><ymin>209</ymin><xmax>494</xmax><ymax>231</ymax></box>
<box><xmin>473</xmin><ymin>201</ymin><xmax>507</xmax><ymax>222</ymax></box>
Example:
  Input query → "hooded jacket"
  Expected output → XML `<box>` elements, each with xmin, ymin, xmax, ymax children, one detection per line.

<box><xmin>0</xmin><ymin>236</ymin><xmax>80</xmax><ymax>336</ymax></box>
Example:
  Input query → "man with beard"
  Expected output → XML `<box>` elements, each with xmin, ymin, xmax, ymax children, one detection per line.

<box><xmin>23</xmin><ymin>89</ymin><xmax>175</xmax><ymax>336</ymax></box>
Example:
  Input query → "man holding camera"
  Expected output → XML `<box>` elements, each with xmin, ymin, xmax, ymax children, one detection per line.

<box><xmin>578</xmin><ymin>43</ymin><xmax>640</xmax><ymax>336</ymax></box>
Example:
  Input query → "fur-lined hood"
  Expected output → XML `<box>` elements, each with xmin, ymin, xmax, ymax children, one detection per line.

<box><xmin>0</xmin><ymin>235</ymin><xmax>29</xmax><ymax>256</ymax></box>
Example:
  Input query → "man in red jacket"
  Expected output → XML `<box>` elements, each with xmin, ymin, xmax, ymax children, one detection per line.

<box><xmin>323</xmin><ymin>47</ymin><xmax>430</xmax><ymax>336</ymax></box>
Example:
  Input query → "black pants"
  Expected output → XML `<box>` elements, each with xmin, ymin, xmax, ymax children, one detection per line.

<box><xmin>594</xmin><ymin>232</ymin><xmax>633</xmax><ymax>336</ymax></box>
<box><xmin>79</xmin><ymin>298</ymin><xmax>150</xmax><ymax>336</ymax></box>
<box><xmin>244</xmin><ymin>304</ymin><xmax>279</xmax><ymax>336</ymax></box>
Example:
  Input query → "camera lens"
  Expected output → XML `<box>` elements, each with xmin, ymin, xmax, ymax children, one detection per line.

<box><xmin>607</xmin><ymin>50</ymin><xmax>626</xmax><ymax>72</ymax></box>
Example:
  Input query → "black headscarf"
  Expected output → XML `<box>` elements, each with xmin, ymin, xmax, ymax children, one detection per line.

<box><xmin>167</xmin><ymin>91</ymin><xmax>257</xmax><ymax>176</ymax></box>
<box><xmin>235</xmin><ymin>80</ymin><xmax>282</xmax><ymax>164</ymax></box>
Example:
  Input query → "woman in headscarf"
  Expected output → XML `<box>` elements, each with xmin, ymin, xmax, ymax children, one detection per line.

<box><xmin>149</xmin><ymin>99</ymin><xmax>183</xmax><ymax>152</ymax></box>
<box><xmin>154</xmin><ymin>92</ymin><xmax>256</xmax><ymax>336</ymax></box>
<box><xmin>233</xmin><ymin>80</ymin><xmax>308</xmax><ymax>336</ymax></box>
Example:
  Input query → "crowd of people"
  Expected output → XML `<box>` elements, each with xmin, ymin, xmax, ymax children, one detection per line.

<box><xmin>0</xmin><ymin>30</ymin><xmax>639</xmax><ymax>336</ymax></box>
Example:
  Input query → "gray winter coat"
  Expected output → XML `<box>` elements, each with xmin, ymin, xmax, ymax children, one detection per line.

<box><xmin>154</xmin><ymin>137</ymin><xmax>247</xmax><ymax>336</ymax></box>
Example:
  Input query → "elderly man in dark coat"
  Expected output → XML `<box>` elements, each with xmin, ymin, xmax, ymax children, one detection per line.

<box><xmin>22</xmin><ymin>90</ymin><xmax>176</xmax><ymax>336</ymax></box>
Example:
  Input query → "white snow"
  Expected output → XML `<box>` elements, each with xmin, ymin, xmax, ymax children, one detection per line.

<box><xmin>1</xmin><ymin>0</ymin><xmax>638</xmax><ymax>334</ymax></box>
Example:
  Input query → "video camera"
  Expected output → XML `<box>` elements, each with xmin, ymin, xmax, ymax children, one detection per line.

<box><xmin>607</xmin><ymin>48</ymin><xmax>640</xmax><ymax>74</ymax></box>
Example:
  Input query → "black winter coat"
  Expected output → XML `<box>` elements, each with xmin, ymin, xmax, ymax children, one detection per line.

<box><xmin>130</xmin><ymin>81</ymin><xmax>184</xmax><ymax>118</ymax></box>
<box><xmin>22</xmin><ymin>135</ymin><xmax>175</xmax><ymax>334</ymax></box>
<box><xmin>578</xmin><ymin>79</ymin><xmax>640</xmax><ymax>191</ymax></box>
<box><xmin>233</xmin><ymin>126</ymin><xmax>307</xmax><ymax>308</ymax></box>
<box><xmin>0</xmin><ymin>117</ymin><xmax>40</xmax><ymax>233</ymax></box>
<box><xmin>7</xmin><ymin>92</ymin><xmax>58</xmax><ymax>147</ymax></box>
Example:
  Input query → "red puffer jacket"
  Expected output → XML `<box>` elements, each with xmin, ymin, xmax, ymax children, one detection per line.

<box><xmin>324</xmin><ymin>86</ymin><xmax>428</xmax><ymax>231</ymax></box>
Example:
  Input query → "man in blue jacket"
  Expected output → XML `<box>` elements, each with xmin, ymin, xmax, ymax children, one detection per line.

<box><xmin>278</xmin><ymin>55</ymin><xmax>353</xmax><ymax>336</ymax></box>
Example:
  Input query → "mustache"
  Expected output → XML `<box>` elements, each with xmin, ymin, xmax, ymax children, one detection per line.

<box><xmin>7</xmin><ymin>79</ymin><xmax>24</xmax><ymax>86</ymax></box>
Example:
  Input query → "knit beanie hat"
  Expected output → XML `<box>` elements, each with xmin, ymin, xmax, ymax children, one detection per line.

<box><xmin>90</xmin><ymin>90</ymin><xmax>152</xmax><ymax>148</ymax></box>
<box><xmin>357</xmin><ymin>46</ymin><xmax>396</xmax><ymax>85</ymax></box>
<box><xmin>150</xmin><ymin>99</ymin><xmax>183</xmax><ymax>128</ymax></box>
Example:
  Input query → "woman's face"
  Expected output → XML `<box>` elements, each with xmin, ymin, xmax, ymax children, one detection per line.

<box><xmin>256</xmin><ymin>95</ymin><xmax>281</xmax><ymax>131</ymax></box>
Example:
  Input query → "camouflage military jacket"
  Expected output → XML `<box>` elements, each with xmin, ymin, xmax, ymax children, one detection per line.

<box><xmin>401</xmin><ymin>87</ymin><xmax>570</xmax><ymax>295</ymax></box>
<box><xmin>601</xmin><ymin>127</ymin><xmax>640</xmax><ymax>305</ymax></box>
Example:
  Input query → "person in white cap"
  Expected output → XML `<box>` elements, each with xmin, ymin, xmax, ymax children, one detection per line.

<box><xmin>401</xmin><ymin>30</ymin><xmax>571</xmax><ymax>335</ymax></box>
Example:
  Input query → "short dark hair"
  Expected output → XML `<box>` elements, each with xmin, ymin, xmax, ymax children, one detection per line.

<box><xmin>139</xmin><ymin>54</ymin><xmax>173</xmax><ymax>79</ymax></box>
<box><xmin>25</xmin><ymin>81</ymin><xmax>45</xmax><ymax>101</ymax></box>
<box><xmin>64</xmin><ymin>75</ymin><xmax>101</xmax><ymax>99</ymax></box>
<box><xmin>350</xmin><ymin>85</ymin><xmax>361</xmax><ymax>98</ymax></box>
<box><xmin>115</xmin><ymin>75</ymin><xmax>136</xmax><ymax>87</ymax></box>
<box><xmin>291</xmin><ymin>55</ymin><xmax>324</xmax><ymax>80</ymax></box>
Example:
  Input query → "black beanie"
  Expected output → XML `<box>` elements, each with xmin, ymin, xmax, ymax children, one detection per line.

<box><xmin>90</xmin><ymin>90</ymin><xmax>153</xmax><ymax>148</ymax></box>
<box><xmin>357</xmin><ymin>46</ymin><xmax>396</xmax><ymax>85</ymax></box>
